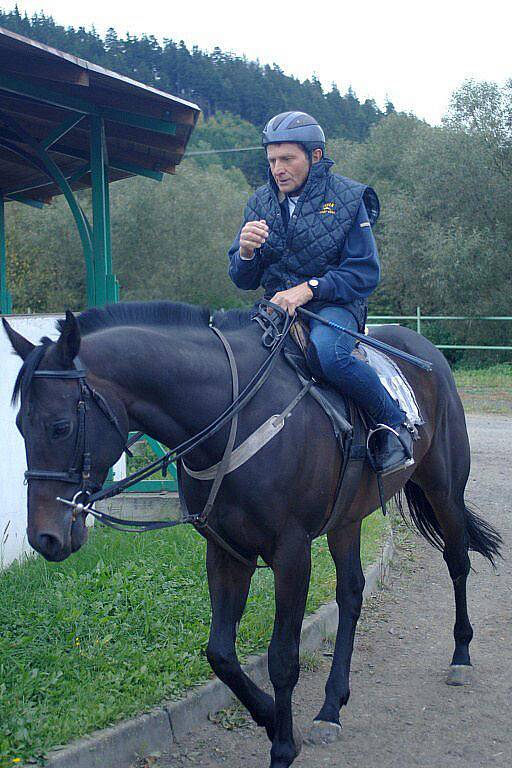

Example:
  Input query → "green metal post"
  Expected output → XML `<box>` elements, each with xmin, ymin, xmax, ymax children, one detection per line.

<box><xmin>416</xmin><ymin>306</ymin><xmax>421</xmax><ymax>335</ymax></box>
<box><xmin>90</xmin><ymin>115</ymin><xmax>108</xmax><ymax>306</ymax></box>
<box><xmin>0</xmin><ymin>197</ymin><xmax>12</xmax><ymax>313</ymax></box>
<box><xmin>103</xmin><ymin>170</ymin><xmax>119</xmax><ymax>302</ymax></box>
<box><xmin>90</xmin><ymin>115</ymin><xmax>118</xmax><ymax>305</ymax></box>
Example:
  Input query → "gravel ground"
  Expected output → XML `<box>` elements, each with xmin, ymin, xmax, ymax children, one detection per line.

<box><xmin>136</xmin><ymin>413</ymin><xmax>511</xmax><ymax>768</ymax></box>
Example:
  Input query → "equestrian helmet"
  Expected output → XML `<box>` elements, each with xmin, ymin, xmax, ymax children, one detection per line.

<box><xmin>262</xmin><ymin>111</ymin><xmax>325</xmax><ymax>154</ymax></box>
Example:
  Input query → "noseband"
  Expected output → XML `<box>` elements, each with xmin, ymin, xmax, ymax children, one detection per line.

<box><xmin>24</xmin><ymin>359</ymin><xmax>129</xmax><ymax>513</ymax></box>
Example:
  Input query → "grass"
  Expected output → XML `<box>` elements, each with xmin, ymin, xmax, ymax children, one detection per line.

<box><xmin>1</xmin><ymin>361</ymin><xmax>508</xmax><ymax>765</ymax></box>
<box><xmin>0</xmin><ymin>513</ymin><xmax>387</xmax><ymax>766</ymax></box>
<box><xmin>453</xmin><ymin>362</ymin><xmax>512</xmax><ymax>414</ymax></box>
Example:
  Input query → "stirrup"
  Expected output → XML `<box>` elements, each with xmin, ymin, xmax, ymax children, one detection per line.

<box><xmin>366</xmin><ymin>423</ymin><xmax>415</xmax><ymax>516</ymax></box>
<box><xmin>367</xmin><ymin>423</ymin><xmax>414</xmax><ymax>468</ymax></box>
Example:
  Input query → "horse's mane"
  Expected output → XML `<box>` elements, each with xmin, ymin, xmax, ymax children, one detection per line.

<box><xmin>11</xmin><ymin>302</ymin><xmax>255</xmax><ymax>406</ymax></box>
<box><xmin>60</xmin><ymin>301</ymin><xmax>254</xmax><ymax>337</ymax></box>
<box><xmin>65</xmin><ymin>301</ymin><xmax>209</xmax><ymax>336</ymax></box>
<box><xmin>212</xmin><ymin>307</ymin><xmax>254</xmax><ymax>330</ymax></box>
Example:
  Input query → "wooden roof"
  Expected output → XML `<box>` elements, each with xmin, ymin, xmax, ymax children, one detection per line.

<box><xmin>0</xmin><ymin>26</ymin><xmax>201</xmax><ymax>202</ymax></box>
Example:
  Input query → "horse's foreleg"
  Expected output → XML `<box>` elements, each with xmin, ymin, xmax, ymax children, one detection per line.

<box><xmin>310</xmin><ymin>520</ymin><xmax>364</xmax><ymax>743</ymax></box>
<box><xmin>205</xmin><ymin>540</ymin><xmax>276</xmax><ymax>737</ymax></box>
<box><xmin>268</xmin><ymin>532</ymin><xmax>311</xmax><ymax>768</ymax></box>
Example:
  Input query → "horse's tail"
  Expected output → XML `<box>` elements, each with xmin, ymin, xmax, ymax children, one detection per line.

<box><xmin>398</xmin><ymin>481</ymin><xmax>502</xmax><ymax>567</ymax></box>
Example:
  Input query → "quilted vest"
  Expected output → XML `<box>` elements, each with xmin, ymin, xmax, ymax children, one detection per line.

<box><xmin>242</xmin><ymin>157</ymin><xmax>379</xmax><ymax>297</ymax></box>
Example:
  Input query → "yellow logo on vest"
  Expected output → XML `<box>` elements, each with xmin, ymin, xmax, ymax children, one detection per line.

<box><xmin>319</xmin><ymin>202</ymin><xmax>335</xmax><ymax>215</ymax></box>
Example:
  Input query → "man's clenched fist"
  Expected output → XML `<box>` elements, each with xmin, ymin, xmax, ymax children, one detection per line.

<box><xmin>270</xmin><ymin>283</ymin><xmax>314</xmax><ymax>316</ymax></box>
<box><xmin>239</xmin><ymin>219</ymin><xmax>269</xmax><ymax>259</ymax></box>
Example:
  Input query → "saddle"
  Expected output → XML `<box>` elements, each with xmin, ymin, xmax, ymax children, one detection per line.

<box><xmin>179</xmin><ymin>305</ymin><xmax>420</xmax><ymax>563</ymax></box>
<box><xmin>254</xmin><ymin>305</ymin><xmax>422</xmax><ymax>526</ymax></box>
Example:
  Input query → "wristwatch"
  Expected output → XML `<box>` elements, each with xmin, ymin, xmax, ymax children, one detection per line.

<box><xmin>308</xmin><ymin>278</ymin><xmax>320</xmax><ymax>298</ymax></box>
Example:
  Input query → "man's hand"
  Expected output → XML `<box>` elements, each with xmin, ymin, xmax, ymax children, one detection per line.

<box><xmin>239</xmin><ymin>220</ymin><xmax>269</xmax><ymax>259</ymax></box>
<box><xmin>269</xmin><ymin>283</ymin><xmax>313</xmax><ymax>316</ymax></box>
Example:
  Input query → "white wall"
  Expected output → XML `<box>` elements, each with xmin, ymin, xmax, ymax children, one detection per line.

<box><xmin>0</xmin><ymin>314</ymin><xmax>61</xmax><ymax>567</ymax></box>
<box><xmin>0</xmin><ymin>314</ymin><xmax>125</xmax><ymax>569</ymax></box>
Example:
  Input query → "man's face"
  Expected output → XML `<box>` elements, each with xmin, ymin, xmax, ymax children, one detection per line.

<box><xmin>266</xmin><ymin>143</ymin><xmax>312</xmax><ymax>195</ymax></box>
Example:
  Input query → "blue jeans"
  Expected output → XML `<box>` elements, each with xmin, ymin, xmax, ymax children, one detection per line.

<box><xmin>307</xmin><ymin>305</ymin><xmax>404</xmax><ymax>427</ymax></box>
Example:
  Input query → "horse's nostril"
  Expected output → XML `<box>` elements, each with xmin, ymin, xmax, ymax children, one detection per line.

<box><xmin>38</xmin><ymin>533</ymin><xmax>64</xmax><ymax>560</ymax></box>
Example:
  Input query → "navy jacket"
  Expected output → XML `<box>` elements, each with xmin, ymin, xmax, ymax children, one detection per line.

<box><xmin>228</xmin><ymin>158</ymin><xmax>380</xmax><ymax>324</ymax></box>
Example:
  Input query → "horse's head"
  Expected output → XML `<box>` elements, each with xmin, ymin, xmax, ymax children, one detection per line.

<box><xmin>3</xmin><ymin>311</ymin><xmax>129</xmax><ymax>561</ymax></box>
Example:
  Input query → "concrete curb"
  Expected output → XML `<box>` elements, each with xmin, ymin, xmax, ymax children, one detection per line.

<box><xmin>36</xmin><ymin>529</ymin><xmax>395</xmax><ymax>768</ymax></box>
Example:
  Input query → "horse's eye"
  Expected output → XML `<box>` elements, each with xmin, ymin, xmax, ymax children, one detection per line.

<box><xmin>51</xmin><ymin>420</ymin><xmax>72</xmax><ymax>439</ymax></box>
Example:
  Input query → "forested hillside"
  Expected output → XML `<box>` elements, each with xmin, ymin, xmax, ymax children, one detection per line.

<box><xmin>1</xmin><ymin>10</ymin><xmax>510</xmax><ymax>360</ymax></box>
<box><xmin>0</xmin><ymin>7</ymin><xmax>388</xmax><ymax>141</ymax></box>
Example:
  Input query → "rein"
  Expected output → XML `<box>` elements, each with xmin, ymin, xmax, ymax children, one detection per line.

<box><xmin>26</xmin><ymin>303</ymin><xmax>294</xmax><ymax>567</ymax></box>
<box><xmin>85</xmin><ymin>303</ymin><xmax>293</xmax><ymax>507</ymax></box>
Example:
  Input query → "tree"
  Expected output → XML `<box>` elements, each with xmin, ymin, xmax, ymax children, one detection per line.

<box><xmin>329</xmin><ymin>109</ymin><xmax>512</xmax><ymax>335</ymax></box>
<box><xmin>188</xmin><ymin>112</ymin><xmax>267</xmax><ymax>186</ymax></box>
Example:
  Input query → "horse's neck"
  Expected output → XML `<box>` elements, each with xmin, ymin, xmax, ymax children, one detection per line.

<box><xmin>80</xmin><ymin>327</ymin><xmax>232</xmax><ymax>455</ymax></box>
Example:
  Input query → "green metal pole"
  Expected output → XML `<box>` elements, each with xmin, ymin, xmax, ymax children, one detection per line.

<box><xmin>90</xmin><ymin>115</ymin><xmax>108</xmax><ymax>306</ymax></box>
<box><xmin>416</xmin><ymin>306</ymin><xmax>421</xmax><ymax>335</ymax></box>
<box><xmin>0</xmin><ymin>196</ymin><xmax>12</xmax><ymax>313</ymax></box>
<box><xmin>103</xmin><ymin>170</ymin><xmax>119</xmax><ymax>302</ymax></box>
<box><xmin>90</xmin><ymin>115</ymin><xmax>119</xmax><ymax>305</ymax></box>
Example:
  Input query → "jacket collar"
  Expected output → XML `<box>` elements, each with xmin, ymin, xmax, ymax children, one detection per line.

<box><xmin>268</xmin><ymin>156</ymin><xmax>334</xmax><ymax>202</ymax></box>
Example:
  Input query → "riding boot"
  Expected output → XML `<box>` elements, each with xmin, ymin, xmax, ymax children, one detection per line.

<box><xmin>369</xmin><ymin>423</ymin><xmax>415</xmax><ymax>476</ymax></box>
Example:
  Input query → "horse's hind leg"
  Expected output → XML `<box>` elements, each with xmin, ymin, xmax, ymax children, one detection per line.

<box><xmin>410</xmin><ymin>411</ymin><xmax>475</xmax><ymax>685</ymax></box>
<box><xmin>407</xmin><ymin>478</ymin><xmax>474</xmax><ymax>685</ymax></box>
<box><xmin>205</xmin><ymin>540</ymin><xmax>275</xmax><ymax>738</ymax></box>
<box><xmin>310</xmin><ymin>520</ymin><xmax>364</xmax><ymax>743</ymax></box>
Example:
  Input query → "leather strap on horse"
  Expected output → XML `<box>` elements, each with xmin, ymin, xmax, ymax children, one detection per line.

<box><xmin>180</xmin><ymin>325</ymin><xmax>313</xmax><ymax>570</ymax></box>
<box><xmin>314</xmin><ymin>400</ymin><xmax>367</xmax><ymax>538</ymax></box>
<box><xmin>177</xmin><ymin>323</ymin><xmax>265</xmax><ymax>569</ymax></box>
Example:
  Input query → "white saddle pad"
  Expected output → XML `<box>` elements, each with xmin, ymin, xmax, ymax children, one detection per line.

<box><xmin>361</xmin><ymin>337</ymin><xmax>424</xmax><ymax>428</ymax></box>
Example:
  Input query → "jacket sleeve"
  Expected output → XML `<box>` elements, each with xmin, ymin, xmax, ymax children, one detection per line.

<box><xmin>227</xmin><ymin>226</ymin><xmax>264</xmax><ymax>290</ymax></box>
<box><xmin>315</xmin><ymin>200</ymin><xmax>380</xmax><ymax>304</ymax></box>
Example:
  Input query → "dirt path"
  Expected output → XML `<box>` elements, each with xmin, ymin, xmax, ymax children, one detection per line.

<box><xmin>139</xmin><ymin>413</ymin><xmax>511</xmax><ymax>768</ymax></box>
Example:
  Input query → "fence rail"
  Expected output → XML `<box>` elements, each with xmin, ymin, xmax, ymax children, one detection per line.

<box><xmin>367</xmin><ymin>307</ymin><xmax>512</xmax><ymax>351</ymax></box>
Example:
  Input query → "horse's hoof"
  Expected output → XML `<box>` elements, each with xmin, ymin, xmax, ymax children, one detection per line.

<box><xmin>446</xmin><ymin>664</ymin><xmax>471</xmax><ymax>686</ymax></box>
<box><xmin>307</xmin><ymin>720</ymin><xmax>342</xmax><ymax>745</ymax></box>
<box><xmin>293</xmin><ymin>724</ymin><xmax>303</xmax><ymax>756</ymax></box>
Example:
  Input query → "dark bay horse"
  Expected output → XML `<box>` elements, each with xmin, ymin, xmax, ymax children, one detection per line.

<box><xmin>3</xmin><ymin>302</ymin><xmax>501</xmax><ymax>768</ymax></box>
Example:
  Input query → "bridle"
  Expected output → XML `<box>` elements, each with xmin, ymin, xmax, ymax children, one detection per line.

<box><xmin>22</xmin><ymin>303</ymin><xmax>295</xmax><ymax>552</ymax></box>
<box><xmin>25</xmin><ymin>360</ymin><xmax>130</xmax><ymax>519</ymax></box>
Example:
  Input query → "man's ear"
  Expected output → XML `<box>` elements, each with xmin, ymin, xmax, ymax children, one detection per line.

<box><xmin>311</xmin><ymin>148</ymin><xmax>323</xmax><ymax>164</ymax></box>
<box><xmin>55</xmin><ymin>310</ymin><xmax>81</xmax><ymax>366</ymax></box>
<box><xmin>2</xmin><ymin>318</ymin><xmax>35</xmax><ymax>360</ymax></box>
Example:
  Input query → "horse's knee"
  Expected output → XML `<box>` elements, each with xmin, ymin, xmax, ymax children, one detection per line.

<box><xmin>206</xmin><ymin>641</ymin><xmax>237</xmax><ymax>678</ymax></box>
<box><xmin>336</xmin><ymin>573</ymin><xmax>365</xmax><ymax>615</ymax></box>
<box><xmin>268</xmin><ymin>644</ymin><xmax>300</xmax><ymax>690</ymax></box>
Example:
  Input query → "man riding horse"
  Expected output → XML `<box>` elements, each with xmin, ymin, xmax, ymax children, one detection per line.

<box><xmin>228</xmin><ymin>110</ymin><xmax>414</xmax><ymax>475</ymax></box>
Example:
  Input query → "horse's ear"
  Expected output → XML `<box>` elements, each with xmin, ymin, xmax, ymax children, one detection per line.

<box><xmin>2</xmin><ymin>317</ymin><xmax>35</xmax><ymax>360</ymax></box>
<box><xmin>55</xmin><ymin>310</ymin><xmax>81</xmax><ymax>366</ymax></box>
